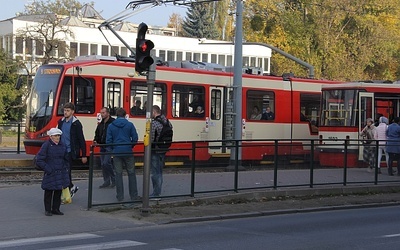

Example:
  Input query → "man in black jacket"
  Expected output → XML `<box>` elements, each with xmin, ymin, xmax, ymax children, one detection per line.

<box><xmin>58</xmin><ymin>102</ymin><xmax>87</xmax><ymax>197</ymax></box>
<box><xmin>93</xmin><ymin>107</ymin><xmax>116</xmax><ymax>188</ymax></box>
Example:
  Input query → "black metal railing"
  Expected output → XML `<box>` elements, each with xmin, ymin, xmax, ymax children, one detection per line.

<box><xmin>0</xmin><ymin>123</ymin><xmax>25</xmax><ymax>154</ymax></box>
<box><xmin>86</xmin><ymin>138</ymin><xmax>400</xmax><ymax>209</ymax></box>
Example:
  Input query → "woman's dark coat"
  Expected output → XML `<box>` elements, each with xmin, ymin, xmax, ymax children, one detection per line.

<box><xmin>36</xmin><ymin>139</ymin><xmax>70</xmax><ymax>190</ymax></box>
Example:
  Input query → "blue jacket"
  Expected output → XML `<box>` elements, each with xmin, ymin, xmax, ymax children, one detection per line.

<box><xmin>58</xmin><ymin>116</ymin><xmax>87</xmax><ymax>159</ymax></box>
<box><xmin>36</xmin><ymin>139</ymin><xmax>70</xmax><ymax>190</ymax></box>
<box><xmin>106</xmin><ymin>117</ymin><xmax>138</xmax><ymax>154</ymax></box>
<box><xmin>386</xmin><ymin>123</ymin><xmax>400</xmax><ymax>154</ymax></box>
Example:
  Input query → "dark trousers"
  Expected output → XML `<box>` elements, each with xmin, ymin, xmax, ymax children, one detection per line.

<box><xmin>67</xmin><ymin>152</ymin><xmax>73</xmax><ymax>189</ymax></box>
<box><xmin>44</xmin><ymin>189</ymin><xmax>62</xmax><ymax>212</ymax></box>
<box><xmin>388</xmin><ymin>153</ymin><xmax>400</xmax><ymax>175</ymax></box>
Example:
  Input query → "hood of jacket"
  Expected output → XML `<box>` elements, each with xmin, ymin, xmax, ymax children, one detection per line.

<box><xmin>112</xmin><ymin>117</ymin><xmax>129</xmax><ymax>128</ymax></box>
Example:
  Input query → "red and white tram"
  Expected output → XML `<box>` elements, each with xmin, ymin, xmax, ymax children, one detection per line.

<box><xmin>24</xmin><ymin>55</ymin><xmax>339</xmax><ymax>164</ymax></box>
<box><xmin>318</xmin><ymin>81</ymin><xmax>400</xmax><ymax>167</ymax></box>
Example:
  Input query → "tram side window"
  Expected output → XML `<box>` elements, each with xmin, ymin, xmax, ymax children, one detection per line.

<box><xmin>246</xmin><ymin>90</ymin><xmax>275</xmax><ymax>121</ymax></box>
<box><xmin>300</xmin><ymin>93</ymin><xmax>320</xmax><ymax>133</ymax></box>
<box><xmin>172</xmin><ymin>85</ymin><xmax>205</xmax><ymax>118</ymax></box>
<box><xmin>130</xmin><ymin>81</ymin><xmax>166</xmax><ymax>116</ymax></box>
<box><xmin>56</xmin><ymin>76</ymin><xmax>95</xmax><ymax>115</ymax></box>
<box><xmin>75</xmin><ymin>77</ymin><xmax>95</xmax><ymax>114</ymax></box>
<box><xmin>107</xmin><ymin>82</ymin><xmax>121</xmax><ymax>116</ymax></box>
<box><xmin>211</xmin><ymin>89</ymin><xmax>221</xmax><ymax>120</ymax></box>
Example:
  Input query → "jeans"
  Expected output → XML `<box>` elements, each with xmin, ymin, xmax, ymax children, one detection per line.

<box><xmin>151</xmin><ymin>153</ymin><xmax>165</xmax><ymax>196</ymax></box>
<box><xmin>100</xmin><ymin>147</ymin><xmax>115</xmax><ymax>185</ymax></box>
<box><xmin>113</xmin><ymin>155</ymin><xmax>138</xmax><ymax>201</ymax></box>
<box><xmin>377</xmin><ymin>147</ymin><xmax>389</xmax><ymax>169</ymax></box>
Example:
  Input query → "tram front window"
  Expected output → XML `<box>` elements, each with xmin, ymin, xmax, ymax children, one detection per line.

<box><xmin>26</xmin><ymin>66</ymin><xmax>62</xmax><ymax>132</ymax></box>
<box><xmin>320</xmin><ymin>89</ymin><xmax>358</xmax><ymax>127</ymax></box>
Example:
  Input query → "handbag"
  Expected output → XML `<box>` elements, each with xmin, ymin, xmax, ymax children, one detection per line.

<box><xmin>61</xmin><ymin>187</ymin><xmax>72</xmax><ymax>204</ymax></box>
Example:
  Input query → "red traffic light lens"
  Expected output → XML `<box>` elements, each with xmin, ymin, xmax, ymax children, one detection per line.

<box><xmin>141</xmin><ymin>43</ymin><xmax>147</xmax><ymax>52</ymax></box>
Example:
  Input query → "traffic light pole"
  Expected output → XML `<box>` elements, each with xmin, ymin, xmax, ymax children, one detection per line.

<box><xmin>141</xmin><ymin>59</ymin><xmax>156</xmax><ymax>215</ymax></box>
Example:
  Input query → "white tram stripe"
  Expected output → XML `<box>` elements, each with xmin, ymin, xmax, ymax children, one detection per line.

<box><xmin>382</xmin><ymin>233</ymin><xmax>400</xmax><ymax>238</ymax></box>
<box><xmin>41</xmin><ymin>240</ymin><xmax>146</xmax><ymax>250</ymax></box>
<box><xmin>0</xmin><ymin>233</ymin><xmax>101</xmax><ymax>248</ymax></box>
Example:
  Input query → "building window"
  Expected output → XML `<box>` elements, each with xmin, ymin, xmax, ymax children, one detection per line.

<box><xmin>218</xmin><ymin>55</ymin><xmax>225</xmax><ymax>66</ymax></box>
<box><xmin>167</xmin><ymin>50</ymin><xmax>175</xmax><ymax>61</ymax></box>
<box><xmin>211</xmin><ymin>54</ymin><xmax>217</xmax><ymax>64</ymax></box>
<box><xmin>186</xmin><ymin>52</ymin><xmax>192</xmax><ymax>61</ymax></box>
<box><xmin>193</xmin><ymin>53</ymin><xmax>201</xmax><ymax>61</ymax></box>
<box><xmin>101</xmin><ymin>45</ymin><xmax>109</xmax><ymax>56</ymax></box>
<box><xmin>35</xmin><ymin>39</ymin><xmax>44</xmax><ymax>56</ymax></box>
<box><xmin>159</xmin><ymin>50</ymin><xmax>166</xmax><ymax>61</ymax></box>
<box><xmin>90</xmin><ymin>44</ymin><xmax>98</xmax><ymax>55</ymax></box>
<box><xmin>201</xmin><ymin>53</ymin><xmax>208</xmax><ymax>62</ymax></box>
<box><xmin>227</xmin><ymin>55</ymin><xmax>233</xmax><ymax>66</ymax></box>
<box><xmin>111</xmin><ymin>46</ymin><xmax>119</xmax><ymax>55</ymax></box>
<box><xmin>70</xmin><ymin>42</ymin><xmax>78</xmax><ymax>58</ymax></box>
<box><xmin>16</xmin><ymin>37</ymin><xmax>23</xmax><ymax>54</ymax></box>
<box><xmin>80</xmin><ymin>43</ymin><xmax>88</xmax><ymax>56</ymax></box>
<box><xmin>176</xmin><ymin>51</ymin><xmax>183</xmax><ymax>61</ymax></box>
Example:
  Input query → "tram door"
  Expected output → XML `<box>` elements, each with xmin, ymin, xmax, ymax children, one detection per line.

<box><xmin>208</xmin><ymin>87</ymin><xmax>225</xmax><ymax>154</ymax></box>
<box><xmin>103</xmin><ymin>79</ymin><xmax>124</xmax><ymax>116</ymax></box>
<box><xmin>358</xmin><ymin>93</ymin><xmax>374</xmax><ymax>161</ymax></box>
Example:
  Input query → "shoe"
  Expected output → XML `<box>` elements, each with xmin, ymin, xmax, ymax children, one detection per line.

<box><xmin>131</xmin><ymin>196</ymin><xmax>142</xmax><ymax>201</ymax></box>
<box><xmin>110</xmin><ymin>183</ymin><xmax>116</xmax><ymax>188</ymax></box>
<box><xmin>51</xmin><ymin>210</ymin><xmax>64</xmax><ymax>215</ymax></box>
<box><xmin>70</xmin><ymin>185</ymin><xmax>79</xmax><ymax>198</ymax></box>
<box><xmin>150</xmin><ymin>194</ymin><xmax>161</xmax><ymax>201</ymax></box>
<box><xmin>99</xmin><ymin>183</ymin><xmax>110</xmax><ymax>189</ymax></box>
<box><xmin>45</xmin><ymin>211</ymin><xmax>52</xmax><ymax>216</ymax></box>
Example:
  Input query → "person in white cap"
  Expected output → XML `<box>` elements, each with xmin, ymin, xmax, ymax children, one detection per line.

<box><xmin>36</xmin><ymin>128</ymin><xmax>70</xmax><ymax>216</ymax></box>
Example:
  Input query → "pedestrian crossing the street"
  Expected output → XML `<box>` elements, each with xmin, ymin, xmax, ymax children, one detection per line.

<box><xmin>0</xmin><ymin>233</ymin><xmax>183</xmax><ymax>250</ymax></box>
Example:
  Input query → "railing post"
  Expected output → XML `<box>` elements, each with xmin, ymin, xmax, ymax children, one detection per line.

<box><xmin>234</xmin><ymin>139</ymin><xmax>239</xmax><ymax>193</ymax></box>
<box><xmin>17</xmin><ymin>123</ymin><xmax>21</xmax><ymax>154</ymax></box>
<box><xmin>190</xmin><ymin>141</ymin><xmax>196</xmax><ymax>197</ymax></box>
<box><xmin>374</xmin><ymin>140</ymin><xmax>379</xmax><ymax>185</ymax></box>
<box><xmin>343</xmin><ymin>137</ymin><xmax>348</xmax><ymax>186</ymax></box>
<box><xmin>309</xmin><ymin>140</ymin><xmax>314</xmax><ymax>188</ymax></box>
<box><xmin>273</xmin><ymin>140</ymin><xmax>278</xmax><ymax>189</ymax></box>
<box><xmin>87</xmin><ymin>145</ymin><xmax>95</xmax><ymax>210</ymax></box>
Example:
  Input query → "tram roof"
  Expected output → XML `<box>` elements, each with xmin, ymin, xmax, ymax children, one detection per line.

<box><xmin>321</xmin><ymin>80</ymin><xmax>400</xmax><ymax>90</ymax></box>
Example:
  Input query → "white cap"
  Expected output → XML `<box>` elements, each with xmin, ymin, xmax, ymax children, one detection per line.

<box><xmin>47</xmin><ymin>128</ymin><xmax>63</xmax><ymax>136</ymax></box>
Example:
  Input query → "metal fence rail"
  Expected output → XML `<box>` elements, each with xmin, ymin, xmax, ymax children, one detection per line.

<box><xmin>86</xmin><ymin>139</ymin><xmax>400</xmax><ymax>209</ymax></box>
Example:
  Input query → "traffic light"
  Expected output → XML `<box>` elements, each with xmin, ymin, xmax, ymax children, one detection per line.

<box><xmin>135</xmin><ymin>23</ymin><xmax>154</xmax><ymax>74</ymax></box>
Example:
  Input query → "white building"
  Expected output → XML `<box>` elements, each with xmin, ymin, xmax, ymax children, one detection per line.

<box><xmin>0</xmin><ymin>4</ymin><xmax>271</xmax><ymax>75</ymax></box>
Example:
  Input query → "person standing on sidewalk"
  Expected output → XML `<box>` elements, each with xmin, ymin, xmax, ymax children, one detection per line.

<box><xmin>360</xmin><ymin>118</ymin><xmax>376</xmax><ymax>172</ymax></box>
<box><xmin>374</xmin><ymin>116</ymin><xmax>389</xmax><ymax>174</ymax></box>
<box><xmin>106</xmin><ymin>108</ymin><xmax>139</xmax><ymax>201</ymax></box>
<box><xmin>150</xmin><ymin>105</ymin><xmax>173</xmax><ymax>199</ymax></box>
<box><xmin>93</xmin><ymin>107</ymin><xmax>115</xmax><ymax>188</ymax></box>
<box><xmin>57</xmin><ymin>102</ymin><xmax>87</xmax><ymax>197</ymax></box>
<box><xmin>36</xmin><ymin>128</ymin><xmax>70</xmax><ymax>216</ymax></box>
<box><xmin>386</xmin><ymin>117</ymin><xmax>400</xmax><ymax>176</ymax></box>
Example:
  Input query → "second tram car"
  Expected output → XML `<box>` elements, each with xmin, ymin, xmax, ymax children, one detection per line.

<box><xmin>24</xmin><ymin>55</ymin><xmax>339</xmax><ymax>164</ymax></box>
<box><xmin>318</xmin><ymin>81</ymin><xmax>400</xmax><ymax>167</ymax></box>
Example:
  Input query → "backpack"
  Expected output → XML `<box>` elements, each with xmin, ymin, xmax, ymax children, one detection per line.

<box><xmin>155</xmin><ymin>117</ymin><xmax>173</xmax><ymax>151</ymax></box>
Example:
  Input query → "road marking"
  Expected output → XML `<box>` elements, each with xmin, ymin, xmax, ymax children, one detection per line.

<box><xmin>42</xmin><ymin>240</ymin><xmax>146</xmax><ymax>250</ymax></box>
<box><xmin>0</xmin><ymin>233</ymin><xmax>101</xmax><ymax>248</ymax></box>
<box><xmin>382</xmin><ymin>233</ymin><xmax>400</xmax><ymax>238</ymax></box>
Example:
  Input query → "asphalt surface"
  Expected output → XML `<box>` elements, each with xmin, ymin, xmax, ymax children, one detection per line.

<box><xmin>1</xmin><ymin>152</ymin><xmax>400</xmax><ymax>241</ymax></box>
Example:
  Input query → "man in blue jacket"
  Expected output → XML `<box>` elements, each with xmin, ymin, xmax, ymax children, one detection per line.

<box><xmin>58</xmin><ymin>102</ymin><xmax>87</xmax><ymax>197</ymax></box>
<box><xmin>106</xmin><ymin>108</ymin><xmax>139</xmax><ymax>201</ymax></box>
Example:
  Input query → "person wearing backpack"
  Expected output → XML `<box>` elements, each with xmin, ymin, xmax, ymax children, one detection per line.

<box><xmin>150</xmin><ymin>105</ymin><xmax>173</xmax><ymax>199</ymax></box>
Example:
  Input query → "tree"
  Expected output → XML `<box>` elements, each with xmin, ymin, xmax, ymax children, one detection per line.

<box><xmin>0</xmin><ymin>51</ymin><xmax>25</xmax><ymax>122</ymax></box>
<box><xmin>182</xmin><ymin>3</ymin><xmax>220</xmax><ymax>39</ymax></box>
<box><xmin>17</xmin><ymin>0</ymin><xmax>84</xmax><ymax>65</ymax></box>
<box><xmin>167</xmin><ymin>13</ymin><xmax>184</xmax><ymax>36</ymax></box>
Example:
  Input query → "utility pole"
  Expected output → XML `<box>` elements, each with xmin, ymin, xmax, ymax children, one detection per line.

<box><xmin>228</xmin><ymin>0</ymin><xmax>244</xmax><ymax>169</ymax></box>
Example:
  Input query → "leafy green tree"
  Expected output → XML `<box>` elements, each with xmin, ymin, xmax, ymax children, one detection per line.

<box><xmin>0</xmin><ymin>51</ymin><xmax>25</xmax><ymax>122</ymax></box>
<box><xmin>182</xmin><ymin>3</ymin><xmax>220</xmax><ymax>39</ymax></box>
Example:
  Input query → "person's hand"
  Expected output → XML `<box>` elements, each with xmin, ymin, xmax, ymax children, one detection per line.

<box><xmin>81</xmin><ymin>157</ymin><xmax>88</xmax><ymax>164</ymax></box>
